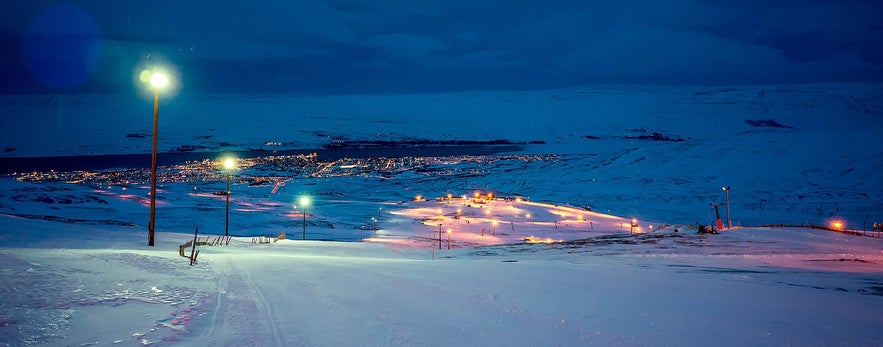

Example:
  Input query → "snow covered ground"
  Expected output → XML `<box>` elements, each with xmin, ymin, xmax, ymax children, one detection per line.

<box><xmin>2</xmin><ymin>83</ymin><xmax>883</xmax><ymax>345</ymax></box>
<box><xmin>2</xmin><ymin>206</ymin><xmax>882</xmax><ymax>346</ymax></box>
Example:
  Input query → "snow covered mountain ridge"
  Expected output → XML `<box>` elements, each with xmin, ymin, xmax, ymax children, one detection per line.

<box><xmin>1</xmin><ymin>83</ymin><xmax>881</xmax><ymax>226</ymax></box>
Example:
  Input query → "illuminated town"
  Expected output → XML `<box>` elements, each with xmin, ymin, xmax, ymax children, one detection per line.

<box><xmin>13</xmin><ymin>153</ymin><xmax>556</xmax><ymax>187</ymax></box>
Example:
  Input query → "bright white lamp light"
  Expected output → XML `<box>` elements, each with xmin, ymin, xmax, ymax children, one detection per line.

<box><xmin>150</xmin><ymin>72</ymin><xmax>169</xmax><ymax>88</ymax></box>
<box><xmin>223</xmin><ymin>157</ymin><xmax>236</xmax><ymax>170</ymax></box>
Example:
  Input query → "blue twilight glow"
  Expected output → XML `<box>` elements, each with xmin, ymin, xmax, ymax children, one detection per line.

<box><xmin>1</xmin><ymin>1</ymin><xmax>881</xmax><ymax>94</ymax></box>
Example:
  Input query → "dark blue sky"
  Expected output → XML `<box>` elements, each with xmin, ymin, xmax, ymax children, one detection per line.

<box><xmin>2</xmin><ymin>0</ymin><xmax>882</xmax><ymax>94</ymax></box>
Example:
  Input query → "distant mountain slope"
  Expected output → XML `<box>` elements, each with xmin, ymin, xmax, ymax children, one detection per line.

<box><xmin>1</xmin><ymin>83</ymin><xmax>880</xmax><ymax>226</ymax></box>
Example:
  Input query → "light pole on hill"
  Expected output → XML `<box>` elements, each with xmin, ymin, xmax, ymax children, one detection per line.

<box><xmin>722</xmin><ymin>186</ymin><xmax>732</xmax><ymax>228</ymax></box>
<box><xmin>145</xmin><ymin>70</ymin><xmax>169</xmax><ymax>247</ymax></box>
<box><xmin>300</xmin><ymin>196</ymin><xmax>311</xmax><ymax>240</ymax></box>
<box><xmin>223</xmin><ymin>157</ymin><xmax>236</xmax><ymax>236</ymax></box>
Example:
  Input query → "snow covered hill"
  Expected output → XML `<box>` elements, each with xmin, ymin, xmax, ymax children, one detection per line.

<box><xmin>5</xmin><ymin>83</ymin><xmax>880</xmax><ymax>226</ymax></box>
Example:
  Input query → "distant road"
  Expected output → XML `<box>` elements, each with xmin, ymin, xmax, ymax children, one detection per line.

<box><xmin>0</xmin><ymin>145</ymin><xmax>523</xmax><ymax>174</ymax></box>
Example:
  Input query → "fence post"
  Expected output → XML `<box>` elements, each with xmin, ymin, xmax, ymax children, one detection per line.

<box><xmin>189</xmin><ymin>226</ymin><xmax>199</xmax><ymax>266</ymax></box>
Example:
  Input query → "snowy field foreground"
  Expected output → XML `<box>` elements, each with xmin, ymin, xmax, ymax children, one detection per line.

<box><xmin>2</xmin><ymin>203</ymin><xmax>883</xmax><ymax>346</ymax></box>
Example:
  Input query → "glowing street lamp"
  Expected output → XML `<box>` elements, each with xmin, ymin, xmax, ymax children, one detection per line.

<box><xmin>376</xmin><ymin>208</ymin><xmax>382</xmax><ymax>237</ymax></box>
<box><xmin>722</xmin><ymin>186</ymin><xmax>732</xmax><ymax>228</ymax></box>
<box><xmin>492</xmin><ymin>220</ymin><xmax>498</xmax><ymax>235</ymax></box>
<box><xmin>299</xmin><ymin>196</ymin><xmax>311</xmax><ymax>240</ymax></box>
<box><xmin>223</xmin><ymin>157</ymin><xmax>236</xmax><ymax>237</ymax></box>
<box><xmin>145</xmin><ymin>70</ymin><xmax>170</xmax><ymax>247</ymax></box>
<box><xmin>831</xmin><ymin>220</ymin><xmax>845</xmax><ymax>231</ymax></box>
<box><xmin>447</xmin><ymin>228</ymin><xmax>452</xmax><ymax>250</ymax></box>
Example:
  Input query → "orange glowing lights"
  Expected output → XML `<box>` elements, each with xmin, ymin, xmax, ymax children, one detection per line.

<box><xmin>830</xmin><ymin>220</ymin><xmax>845</xmax><ymax>231</ymax></box>
<box><xmin>524</xmin><ymin>236</ymin><xmax>562</xmax><ymax>244</ymax></box>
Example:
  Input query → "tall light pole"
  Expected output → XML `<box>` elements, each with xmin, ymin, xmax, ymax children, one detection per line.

<box><xmin>147</xmin><ymin>71</ymin><xmax>168</xmax><ymax>247</ymax></box>
<box><xmin>437</xmin><ymin>224</ymin><xmax>442</xmax><ymax>250</ymax></box>
<box><xmin>223</xmin><ymin>157</ymin><xmax>236</xmax><ymax>236</ymax></box>
<box><xmin>300</xmin><ymin>196</ymin><xmax>310</xmax><ymax>240</ymax></box>
<box><xmin>722</xmin><ymin>186</ymin><xmax>732</xmax><ymax>229</ymax></box>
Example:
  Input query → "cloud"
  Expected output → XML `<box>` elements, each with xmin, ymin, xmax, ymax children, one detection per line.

<box><xmin>2</xmin><ymin>0</ymin><xmax>881</xmax><ymax>94</ymax></box>
<box><xmin>365</xmin><ymin>34</ymin><xmax>448</xmax><ymax>59</ymax></box>
<box><xmin>549</xmin><ymin>21</ymin><xmax>787</xmax><ymax>83</ymax></box>
<box><xmin>695</xmin><ymin>0</ymin><xmax>883</xmax><ymax>66</ymax></box>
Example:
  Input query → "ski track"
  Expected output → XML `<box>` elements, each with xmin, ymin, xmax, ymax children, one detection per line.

<box><xmin>206</xmin><ymin>271</ymin><xmax>227</xmax><ymax>339</ymax></box>
<box><xmin>243</xmin><ymin>266</ymin><xmax>286</xmax><ymax>347</ymax></box>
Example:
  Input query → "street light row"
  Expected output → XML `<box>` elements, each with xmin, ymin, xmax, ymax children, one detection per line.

<box><xmin>142</xmin><ymin>68</ymin><xmax>312</xmax><ymax>246</ymax></box>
